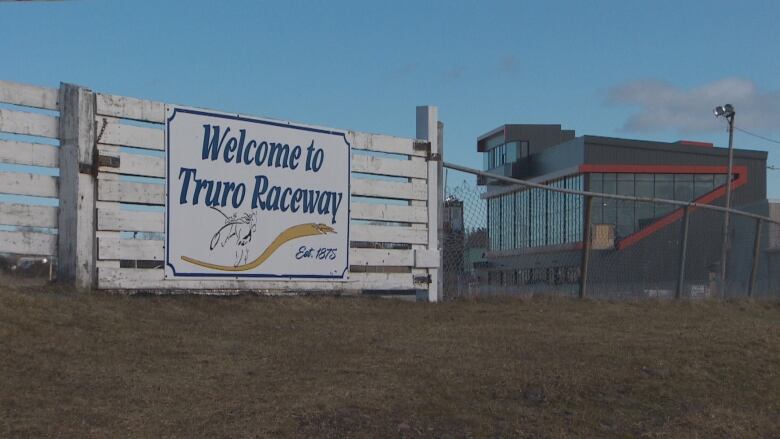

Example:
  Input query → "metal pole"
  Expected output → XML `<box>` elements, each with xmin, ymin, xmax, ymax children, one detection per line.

<box><xmin>676</xmin><ymin>206</ymin><xmax>691</xmax><ymax>299</ymax></box>
<box><xmin>748</xmin><ymin>218</ymin><xmax>763</xmax><ymax>298</ymax></box>
<box><xmin>719</xmin><ymin>113</ymin><xmax>735</xmax><ymax>284</ymax></box>
<box><xmin>579</xmin><ymin>196</ymin><xmax>592</xmax><ymax>299</ymax></box>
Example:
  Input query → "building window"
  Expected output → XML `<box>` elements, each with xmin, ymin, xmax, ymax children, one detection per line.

<box><xmin>483</xmin><ymin>140</ymin><xmax>529</xmax><ymax>170</ymax></box>
<box><xmin>487</xmin><ymin>174</ymin><xmax>584</xmax><ymax>251</ymax></box>
<box><xmin>587</xmin><ymin>172</ymin><xmax>731</xmax><ymax>239</ymax></box>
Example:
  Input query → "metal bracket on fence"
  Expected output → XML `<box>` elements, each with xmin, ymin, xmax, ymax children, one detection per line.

<box><xmin>428</xmin><ymin>152</ymin><xmax>441</xmax><ymax>161</ymax></box>
<box><xmin>413</xmin><ymin>274</ymin><xmax>432</xmax><ymax>284</ymax></box>
<box><xmin>413</xmin><ymin>140</ymin><xmax>431</xmax><ymax>152</ymax></box>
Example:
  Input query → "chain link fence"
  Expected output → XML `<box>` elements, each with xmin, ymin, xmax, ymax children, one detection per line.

<box><xmin>442</xmin><ymin>165</ymin><xmax>779</xmax><ymax>300</ymax></box>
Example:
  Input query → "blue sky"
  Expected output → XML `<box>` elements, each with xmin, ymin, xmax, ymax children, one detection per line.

<box><xmin>1</xmin><ymin>0</ymin><xmax>779</xmax><ymax>196</ymax></box>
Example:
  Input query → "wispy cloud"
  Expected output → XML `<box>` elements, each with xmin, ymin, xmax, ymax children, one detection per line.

<box><xmin>442</xmin><ymin>66</ymin><xmax>465</xmax><ymax>81</ymax></box>
<box><xmin>608</xmin><ymin>77</ymin><xmax>780</xmax><ymax>134</ymax></box>
<box><xmin>395</xmin><ymin>62</ymin><xmax>419</xmax><ymax>78</ymax></box>
<box><xmin>497</xmin><ymin>55</ymin><xmax>519</xmax><ymax>76</ymax></box>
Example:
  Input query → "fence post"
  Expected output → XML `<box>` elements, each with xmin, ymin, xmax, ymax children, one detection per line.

<box><xmin>57</xmin><ymin>83</ymin><xmax>96</xmax><ymax>290</ymax></box>
<box><xmin>676</xmin><ymin>206</ymin><xmax>691</xmax><ymax>299</ymax></box>
<box><xmin>416</xmin><ymin>106</ymin><xmax>442</xmax><ymax>302</ymax></box>
<box><xmin>748</xmin><ymin>218</ymin><xmax>763</xmax><ymax>298</ymax></box>
<box><xmin>578</xmin><ymin>195</ymin><xmax>592</xmax><ymax>299</ymax></box>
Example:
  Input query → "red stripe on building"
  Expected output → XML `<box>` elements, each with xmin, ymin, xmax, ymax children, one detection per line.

<box><xmin>677</xmin><ymin>140</ymin><xmax>714</xmax><ymax>148</ymax></box>
<box><xmin>578</xmin><ymin>164</ymin><xmax>744</xmax><ymax>174</ymax></box>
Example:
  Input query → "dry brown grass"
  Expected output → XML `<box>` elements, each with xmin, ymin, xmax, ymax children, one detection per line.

<box><xmin>0</xmin><ymin>282</ymin><xmax>778</xmax><ymax>438</ymax></box>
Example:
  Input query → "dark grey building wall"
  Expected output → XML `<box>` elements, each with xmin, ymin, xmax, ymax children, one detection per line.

<box><xmin>583</xmin><ymin>136</ymin><xmax>768</xmax><ymax>206</ymax></box>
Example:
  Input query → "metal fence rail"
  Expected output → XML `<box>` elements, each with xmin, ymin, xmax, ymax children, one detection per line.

<box><xmin>442</xmin><ymin>162</ymin><xmax>779</xmax><ymax>300</ymax></box>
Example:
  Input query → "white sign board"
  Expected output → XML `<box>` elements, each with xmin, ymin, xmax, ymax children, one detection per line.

<box><xmin>165</xmin><ymin>107</ymin><xmax>350</xmax><ymax>280</ymax></box>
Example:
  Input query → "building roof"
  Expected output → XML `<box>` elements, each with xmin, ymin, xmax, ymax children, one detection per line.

<box><xmin>580</xmin><ymin>135</ymin><xmax>768</xmax><ymax>160</ymax></box>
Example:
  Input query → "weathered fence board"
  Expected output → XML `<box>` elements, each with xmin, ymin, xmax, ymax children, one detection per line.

<box><xmin>351</xmin><ymin>224</ymin><xmax>428</xmax><ymax>244</ymax></box>
<box><xmin>98</xmin><ymin>238</ymin><xmax>162</xmax><ymax>260</ymax></box>
<box><xmin>0</xmin><ymin>230</ymin><xmax>56</xmax><ymax>255</ymax></box>
<box><xmin>351</xmin><ymin>154</ymin><xmax>427</xmax><ymax>179</ymax></box>
<box><xmin>351</xmin><ymin>131</ymin><xmax>426</xmax><ymax>157</ymax></box>
<box><xmin>351</xmin><ymin>248</ymin><xmax>415</xmax><ymax>266</ymax></box>
<box><xmin>0</xmin><ymin>172</ymin><xmax>58</xmax><ymax>198</ymax></box>
<box><xmin>0</xmin><ymin>80</ymin><xmax>58</xmax><ymax>110</ymax></box>
<box><xmin>0</xmin><ymin>108</ymin><xmax>59</xmax><ymax>138</ymax></box>
<box><xmin>97</xmin><ymin>208</ymin><xmax>164</xmax><ymax>232</ymax></box>
<box><xmin>97</xmin><ymin>178</ymin><xmax>164</xmax><ymax>205</ymax></box>
<box><xmin>95</xmin><ymin>93</ymin><xmax>166</xmax><ymax>124</ymax></box>
<box><xmin>97</xmin><ymin>267</ymin><xmax>416</xmax><ymax>290</ymax></box>
<box><xmin>98</xmin><ymin>151</ymin><xmax>165</xmax><ymax>178</ymax></box>
<box><xmin>351</xmin><ymin>178</ymin><xmax>427</xmax><ymax>200</ymax></box>
<box><xmin>0</xmin><ymin>203</ymin><xmax>58</xmax><ymax>228</ymax></box>
<box><xmin>0</xmin><ymin>140</ymin><xmax>59</xmax><ymax>167</ymax></box>
<box><xmin>351</xmin><ymin>203</ymin><xmax>427</xmax><ymax>223</ymax></box>
<box><xmin>97</xmin><ymin>121</ymin><xmax>164</xmax><ymax>150</ymax></box>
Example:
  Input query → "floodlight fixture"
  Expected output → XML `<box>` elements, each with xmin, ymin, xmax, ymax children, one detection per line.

<box><xmin>714</xmin><ymin>104</ymin><xmax>735</xmax><ymax>118</ymax></box>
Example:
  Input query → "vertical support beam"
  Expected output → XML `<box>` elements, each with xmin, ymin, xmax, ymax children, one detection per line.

<box><xmin>578</xmin><ymin>196</ymin><xmax>592</xmax><ymax>299</ymax></box>
<box><xmin>676</xmin><ymin>206</ymin><xmax>691</xmax><ymax>299</ymax></box>
<box><xmin>748</xmin><ymin>218</ymin><xmax>763</xmax><ymax>298</ymax></box>
<box><xmin>416</xmin><ymin>106</ymin><xmax>441</xmax><ymax>302</ymax></box>
<box><xmin>58</xmin><ymin>83</ymin><xmax>96</xmax><ymax>290</ymax></box>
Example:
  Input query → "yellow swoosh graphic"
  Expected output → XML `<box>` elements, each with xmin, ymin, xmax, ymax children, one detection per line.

<box><xmin>181</xmin><ymin>223</ymin><xmax>335</xmax><ymax>272</ymax></box>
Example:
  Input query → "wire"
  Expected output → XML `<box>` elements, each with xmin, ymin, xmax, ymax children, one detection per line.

<box><xmin>735</xmin><ymin>126</ymin><xmax>780</xmax><ymax>144</ymax></box>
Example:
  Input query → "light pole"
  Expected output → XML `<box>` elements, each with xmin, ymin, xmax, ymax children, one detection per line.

<box><xmin>714</xmin><ymin>104</ymin><xmax>735</xmax><ymax>286</ymax></box>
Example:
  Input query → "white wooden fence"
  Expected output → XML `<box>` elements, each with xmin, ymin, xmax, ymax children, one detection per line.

<box><xmin>0</xmin><ymin>81</ymin><xmax>443</xmax><ymax>301</ymax></box>
<box><xmin>0</xmin><ymin>81</ymin><xmax>60</xmax><ymax>260</ymax></box>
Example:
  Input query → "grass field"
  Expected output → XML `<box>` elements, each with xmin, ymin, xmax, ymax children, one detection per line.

<box><xmin>1</xmin><ymin>282</ymin><xmax>778</xmax><ymax>438</ymax></box>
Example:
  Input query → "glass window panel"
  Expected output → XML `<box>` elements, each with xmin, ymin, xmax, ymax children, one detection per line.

<box><xmin>531</xmin><ymin>190</ymin><xmax>537</xmax><ymax>247</ymax></box>
<box><xmin>505</xmin><ymin>142</ymin><xmax>518</xmax><ymax>163</ymax></box>
<box><xmin>506</xmin><ymin>194</ymin><xmax>515</xmax><ymax>249</ymax></box>
<box><xmin>617</xmin><ymin>173</ymin><xmax>634</xmax><ymax>196</ymax></box>
<box><xmin>589</xmin><ymin>173</ymin><xmax>603</xmax><ymax>193</ymax></box>
<box><xmin>592</xmin><ymin>197</ymin><xmax>603</xmax><ymax>224</ymax></box>
<box><xmin>635</xmin><ymin>174</ymin><xmax>653</xmax><ymax>198</ymax></box>
<box><xmin>694</xmin><ymin>174</ymin><xmax>714</xmax><ymax>198</ymax></box>
<box><xmin>603</xmin><ymin>173</ymin><xmax>617</xmax><ymax>194</ymax></box>
<box><xmin>636</xmin><ymin>201</ymin><xmax>655</xmax><ymax>230</ymax></box>
<box><xmin>564</xmin><ymin>176</ymin><xmax>583</xmax><ymax>242</ymax></box>
<box><xmin>551</xmin><ymin>181</ymin><xmax>563</xmax><ymax>245</ymax></box>
<box><xmin>617</xmin><ymin>199</ymin><xmax>635</xmax><ymax>237</ymax></box>
<box><xmin>617</xmin><ymin>173</ymin><xmax>635</xmax><ymax>235</ymax></box>
<box><xmin>674</xmin><ymin>174</ymin><xmax>694</xmax><ymax>202</ymax></box>
<box><xmin>655</xmin><ymin>174</ymin><xmax>674</xmax><ymax>216</ymax></box>
<box><xmin>602</xmin><ymin>173</ymin><xmax>617</xmax><ymax>224</ymax></box>
<box><xmin>541</xmin><ymin>189</ymin><xmax>548</xmax><ymax>246</ymax></box>
<box><xmin>520</xmin><ymin>141</ymin><xmax>529</xmax><ymax>158</ymax></box>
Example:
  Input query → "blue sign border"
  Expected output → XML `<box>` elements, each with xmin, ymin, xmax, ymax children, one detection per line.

<box><xmin>165</xmin><ymin>107</ymin><xmax>351</xmax><ymax>280</ymax></box>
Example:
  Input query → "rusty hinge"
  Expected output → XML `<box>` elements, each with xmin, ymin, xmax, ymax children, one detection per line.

<box><xmin>97</xmin><ymin>154</ymin><xmax>120</xmax><ymax>169</ymax></box>
<box><xmin>78</xmin><ymin>163</ymin><xmax>93</xmax><ymax>175</ymax></box>
<box><xmin>413</xmin><ymin>274</ymin><xmax>432</xmax><ymax>284</ymax></box>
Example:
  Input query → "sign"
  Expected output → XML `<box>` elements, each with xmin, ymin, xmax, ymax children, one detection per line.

<box><xmin>165</xmin><ymin>107</ymin><xmax>350</xmax><ymax>280</ymax></box>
